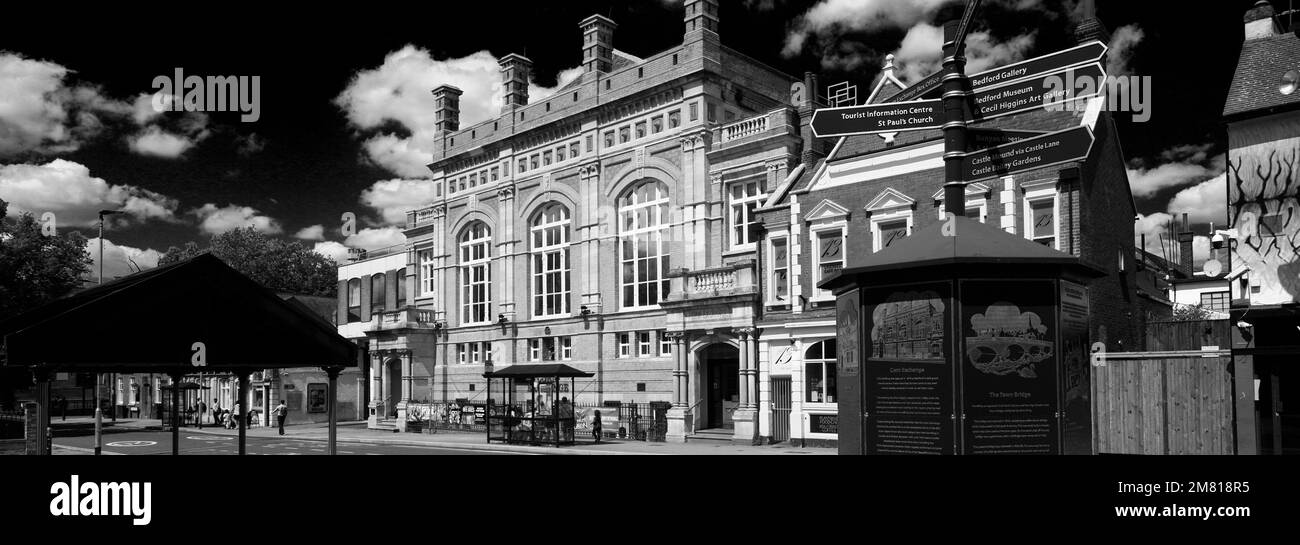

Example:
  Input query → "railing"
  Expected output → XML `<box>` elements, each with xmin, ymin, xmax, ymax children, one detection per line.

<box><xmin>373</xmin><ymin>307</ymin><xmax>443</xmax><ymax>329</ymax></box>
<box><xmin>407</xmin><ymin>206</ymin><xmax>440</xmax><ymax>229</ymax></box>
<box><xmin>693</xmin><ymin>270</ymin><xmax>737</xmax><ymax>292</ymax></box>
<box><xmin>719</xmin><ymin>113</ymin><xmax>770</xmax><ymax>143</ymax></box>
<box><xmin>666</xmin><ymin>262</ymin><xmax>758</xmax><ymax>302</ymax></box>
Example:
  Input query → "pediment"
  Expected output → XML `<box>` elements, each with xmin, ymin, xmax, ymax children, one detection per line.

<box><xmin>806</xmin><ymin>199</ymin><xmax>850</xmax><ymax>222</ymax></box>
<box><xmin>865</xmin><ymin>187</ymin><xmax>916</xmax><ymax>212</ymax></box>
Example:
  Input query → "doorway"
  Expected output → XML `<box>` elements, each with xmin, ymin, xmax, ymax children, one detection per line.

<box><xmin>386</xmin><ymin>358</ymin><xmax>402</xmax><ymax>418</ymax></box>
<box><xmin>701</xmin><ymin>344</ymin><xmax>739</xmax><ymax>430</ymax></box>
<box><xmin>772</xmin><ymin>377</ymin><xmax>792</xmax><ymax>443</ymax></box>
<box><xmin>1256</xmin><ymin>357</ymin><xmax>1299</xmax><ymax>455</ymax></box>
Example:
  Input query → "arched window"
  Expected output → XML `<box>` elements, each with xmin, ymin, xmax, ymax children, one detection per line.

<box><xmin>804</xmin><ymin>339</ymin><xmax>837</xmax><ymax>404</ymax></box>
<box><xmin>459</xmin><ymin>221</ymin><xmax>492</xmax><ymax>324</ymax></box>
<box><xmin>371</xmin><ymin>273</ymin><xmax>386</xmax><ymax>315</ymax></box>
<box><xmin>531</xmin><ymin>204</ymin><xmax>571</xmax><ymax>317</ymax></box>
<box><xmin>619</xmin><ymin>180</ymin><xmax>671</xmax><ymax>308</ymax></box>
<box><xmin>347</xmin><ymin>278</ymin><xmax>361</xmax><ymax>322</ymax></box>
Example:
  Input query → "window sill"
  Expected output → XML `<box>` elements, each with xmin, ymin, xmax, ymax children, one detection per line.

<box><xmin>723</xmin><ymin>246</ymin><xmax>757</xmax><ymax>257</ymax></box>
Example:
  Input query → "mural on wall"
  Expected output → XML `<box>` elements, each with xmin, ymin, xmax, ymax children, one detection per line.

<box><xmin>965</xmin><ymin>302</ymin><xmax>1053</xmax><ymax>378</ymax></box>
<box><xmin>870</xmin><ymin>291</ymin><xmax>945</xmax><ymax>361</ymax></box>
<box><xmin>1229</xmin><ymin>143</ymin><xmax>1300</xmax><ymax>304</ymax></box>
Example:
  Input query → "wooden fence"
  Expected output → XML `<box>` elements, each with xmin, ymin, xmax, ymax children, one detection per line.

<box><xmin>1092</xmin><ymin>351</ymin><xmax>1235</xmax><ymax>455</ymax></box>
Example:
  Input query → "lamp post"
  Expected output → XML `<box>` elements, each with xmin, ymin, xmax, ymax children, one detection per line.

<box><xmin>94</xmin><ymin>209</ymin><xmax>123</xmax><ymax>454</ymax></box>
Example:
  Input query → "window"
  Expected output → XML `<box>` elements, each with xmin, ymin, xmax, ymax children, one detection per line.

<box><xmin>519</xmin><ymin>159</ymin><xmax>527</xmax><ymax>173</ymax></box>
<box><xmin>483</xmin><ymin>341</ymin><xmax>494</xmax><ymax>364</ymax></box>
<box><xmin>707</xmin><ymin>103</ymin><xmax>716</xmax><ymax>122</ymax></box>
<box><xmin>672</xmin><ymin>54</ymin><xmax>678</xmax><ymax>65</ymax></box>
<box><xmin>618</xmin><ymin>333</ymin><xmax>631</xmax><ymax>358</ymax></box>
<box><xmin>418</xmin><ymin>250</ymin><xmax>436</xmax><ymax>297</ymax></box>
<box><xmin>815</xmin><ymin>228</ymin><xmax>845</xmax><ymax>288</ymax></box>
<box><xmin>556</xmin><ymin>146</ymin><xmax>565</xmax><ymax>162</ymax></box>
<box><xmin>531</xmin><ymin>204</ymin><xmax>571</xmax><ymax>317</ymax></box>
<box><xmin>638</xmin><ymin>67</ymin><xmax>644</xmax><ymax>78</ymax></box>
<box><xmin>619</xmin><ymin>126</ymin><xmax>630</xmax><ymax>144</ymax></box>
<box><xmin>437</xmin><ymin>183</ymin><xmax>443</xmax><ymax>197</ymax></box>
<box><xmin>1029</xmin><ymin>198</ymin><xmax>1056</xmax><ymax>248</ymax></box>
<box><xmin>635</xmin><ymin>121</ymin><xmax>647</xmax><ymax>139</ymax></box>
<box><xmin>457</xmin><ymin>343</ymin><xmax>466</xmax><ymax>364</ymax></box>
<box><xmin>490</xmin><ymin>166</ymin><xmax>499</xmax><ymax>181</ymax></box>
<box><xmin>669</xmin><ymin>110</ymin><xmax>681</xmax><ymax>128</ymax></box>
<box><xmin>530</xmin><ymin>155</ymin><xmax>539</xmax><ymax>170</ymax></box>
<box><xmin>689</xmin><ymin>103</ymin><xmax>698</xmax><ymax>122</ymax></box>
<box><xmin>770</xmin><ymin>236</ymin><xmax>789</xmax><ymax>303</ymax></box>
<box><xmin>570</xmin><ymin>142</ymin><xmax>580</xmax><ymax>158</ymax></box>
<box><xmin>652</xmin><ymin>116</ymin><xmax>663</xmax><ymax>134</ymax></box>
<box><xmin>530</xmin><ymin>337</ymin><xmax>572</xmax><ymax>362</ymax></box>
<box><xmin>728</xmin><ymin>180</ymin><xmax>764</xmax><ymax>247</ymax></box>
<box><xmin>561</xmin><ymin>337</ymin><xmax>572</xmax><ymax>360</ymax></box>
<box><xmin>347</xmin><ymin>278</ymin><xmax>361</xmax><ymax>322</ymax></box>
<box><xmin>804</xmin><ymin>339</ymin><xmax>838</xmax><ymax>403</ymax></box>
<box><xmin>543</xmin><ymin>150</ymin><xmax>552</xmax><ymax>166</ymax></box>
<box><xmin>573</xmin><ymin>91</ymin><xmax>579</xmax><ymax>102</ymax></box>
<box><xmin>638</xmin><ymin>331</ymin><xmax>652</xmax><ymax>357</ymax></box>
<box><xmin>370</xmin><ymin>274</ymin><xmax>386</xmax><ymax>314</ymax></box>
<box><xmin>459</xmin><ymin>178</ymin><xmax>466</xmax><ymax>192</ymax></box>
<box><xmin>604</xmin><ymin>131</ymin><xmax>614</xmax><ymax>148</ymax></box>
<box><xmin>1200</xmin><ymin>291</ymin><xmax>1229</xmax><ymax>313</ymax></box>
<box><xmin>659</xmin><ymin>331</ymin><xmax>672</xmax><ymax>356</ymax></box>
<box><xmin>529</xmin><ymin>339</ymin><xmax>541</xmax><ymax>362</ymax></box>
<box><xmin>469</xmin><ymin>173</ymin><xmax>477</xmax><ymax>188</ymax></box>
<box><xmin>459</xmin><ymin>222</ymin><xmax>492</xmax><ymax>324</ymax></box>
<box><xmin>396</xmin><ymin>269</ymin><xmax>407</xmax><ymax>308</ymax></box>
<box><xmin>878</xmin><ymin>220</ymin><xmax>908</xmax><ymax>250</ymax></box>
<box><xmin>468</xmin><ymin>342</ymin><xmax>481</xmax><ymax>364</ymax></box>
<box><xmin>586</xmin><ymin>135</ymin><xmax>594</xmax><ymax>152</ymax></box>
<box><xmin>619</xmin><ymin>180</ymin><xmax>671</xmax><ymax>308</ymax></box>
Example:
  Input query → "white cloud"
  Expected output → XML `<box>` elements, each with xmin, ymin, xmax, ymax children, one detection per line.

<box><xmin>192</xmin><ymin>203</ymin><xmax>283</xmax><ymax>235</ymax></box>
<box><xmin>1134</xmin><ymin>214</ymin><xmax>1218</xmax><ymax>269</ymax></box>
<box><xmin>360</xmin><ymin>178</ymin><xmax>439</xmax><ymax>225</ymax></box>
<box><xmin>294</xmin><ymin>224</ymin><xmax>326</xmax><ymax>241</ymax></box>
<box><xmin>0</xmin><ymin>158</ymin><xmax>178</xmax><ymax>226</ymax></box>
<box><xmin>84</xmin><ymin>237</ymin><xmax>162</xmax><ymax>281</ymax></box>
<box><xmin>891</xmin><ymin>24</ymin><xmax>1036</xmax><ymax>84</ymax></box>
<box><xmin>1128</xmin><ymin>150</ymin><xmax>1224</xmax><ymax>199</ymax></box>
<box><xmin>1167</xmin><ymin>173</ymin><xmax>1227</xmax><ymax>226</ymax></box>
<box><xmin>1106</xmin><ymin>24</ymin><xmax>1143</xmax><ymax>76</ymax></box>
<box><xmin>0</xmin><ymin>52</ymin><xmax>129</xmax><ymax>157</ymax></box>
<box><xmin>128</xmin><ymin>125</ymin><xmax>205</xmax><ymax>158</ymax></box>
<box><xmin>782</xmin><ymin>0</ymin><xmax>949</xmax><ymax>57</ymax></box>
<box><xmin>312</xmin><ymin>241</ymin><xmax>351</xmax><ymax>264</ymax></box>
<box><xmin>345</xmin><ymin>227</ymin><xmax>406</xmax><ymax>251</ymax></box>
<box><xmin>336</xmin><ymin>46</ymin><xmax>579</xmax><ymax>177</ymax></box>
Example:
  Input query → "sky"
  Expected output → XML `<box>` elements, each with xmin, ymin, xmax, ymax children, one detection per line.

<box><xmin>0</xmin><ymin>0</ymin><xmax>1262</xmax><ymax>280</ymax></box>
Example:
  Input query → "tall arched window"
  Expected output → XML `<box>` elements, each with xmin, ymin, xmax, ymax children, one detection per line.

<box><xmin>619</xmin><ymin>180</ymin><xmax>670</xmax><ymax>308</ymax></box>
<box><xmin>804</xmin><ymin>339</ymin><xmax>837</xmax><ymax>404</ymax></box>
<box><xmin>371</xmin><ymin>273</ymin><xmax>386</xmax><ymax>315</ymax></box>
<box><xmin>459</xmin><ymin>221</ymin><xmax>492</xmax><ymax>324</ymax></box>
<box><xmin>347</xmin><ymin>278</ymin><xmax>361</xmax><ymax>322</ymax></box>
<box><xmin>531</xmin><ymin>204</ymin><xmax>571</xmax><ymax>317</ymax></box>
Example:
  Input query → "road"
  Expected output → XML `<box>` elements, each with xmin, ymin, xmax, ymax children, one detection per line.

<box><xmin>53</xmin><ymin>429</ymin><xmax>518</xmax><ymax>455</ymax></box>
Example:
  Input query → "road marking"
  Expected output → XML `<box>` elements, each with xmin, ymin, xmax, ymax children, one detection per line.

<box><xmin>187</xmin><ymin>436</ymin><xmax>232</xmax><ymax>441</ymax></box>
<box><xmin>107</xmin><ymin>440</ymin><xmax>157</xmax><ymax>447</ymax></box>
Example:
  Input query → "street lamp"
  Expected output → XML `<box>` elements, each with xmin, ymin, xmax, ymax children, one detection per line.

<box><xmin>94</xmin><ymin>209</ymin><xmax>123</xmax><ymax>454</ymax></box>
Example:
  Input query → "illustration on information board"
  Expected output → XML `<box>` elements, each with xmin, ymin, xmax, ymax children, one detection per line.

<box><xmin>871</xmin><ymin>291</ymin><xmax>945</xmax><ymax>361</ymax></box>
<box><xmin>966</xmin><ymin>302</ymin><xmax>1053</xmax><ymax>378</ymax></box>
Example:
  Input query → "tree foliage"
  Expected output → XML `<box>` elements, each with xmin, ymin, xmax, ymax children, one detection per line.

<box><xmin>0</xmin><ymin>200</ymin><xmax>93</xmax><ymax>320</ymax></box>
<box><xmin>158</xmin><ymin>227</ymin><xmax>336</xmax><ymax>296</ymax></box>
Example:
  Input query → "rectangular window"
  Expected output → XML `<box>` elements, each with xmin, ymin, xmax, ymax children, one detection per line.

<box><xmin>817</xmin><ymin>229</ymin><xmax>844</xmax><ymax>280</ymax></box>
<box><xmin>531</xmin><ymin>155</ymin><xmax>539</xmax><ymax>170</ymax></box>
<box><xmin>659</xmin><ymin>331</ymin><xmax>672</xmax><ymax>356</ymax></box>
<box><xmin>652</xmin><ymin>116</ymin><xmax>663</xmax><ymax>134</ymax></box>
<box><xmin>604</xmin><ymin>131</ymin><xmax>615</xmax><ymax>148</ymax></box>
<box><xmin>461</xmin><ymin>232</ymin><xmax>492</xmax><ymax>324</ymax></box>
<box><xmin>618</xmin><ymin>333</ymin><xmax>631</xmax><ymax>358</ymax></box>
<box><xmin>879</xmin><ymin>220</ymin><xmax>908</xmax><ymax>250</ymax></box>
<box><xmin>689</xmin><ymin>103</ymin><xmax>698</xmax><ymax>122</ymax></box>
<box><xmin>635</xmin><ymin>121</ymin><xmax>647</xmax><ymax>139</ymax></box>
<box><xmin>805</xmin><ymin>361</ymin><xmax>837</xmax><ymax>403</ymax></box>
<box><xmin>619</xmin><ymin>126</ymin><xmax>630</xmax><ymax>144</ymax></box>
<box><xmin>638</xmin><ymin>331</ymin><xmax>652</xmax><ymax>357</ymax></box>
<box><xmin>519</xmin><ymin>159</ymin><xmax>527</xmax><ymax>173</ymax></box>
<box><xmin>1200</xmin><ymin>291</ymin><xmax>1229</xmax><ymax>313</ymax></box>
<box><xmin>561</xmin><ymin>337</ymin><xmax>572</xmax><ymax>361</ymax></box>
<box><xmin>469</xmin><ymin>173</ymin><xmax>477</xmax><ymax>188</ymax></box>
<box><xmin>469</xmin><ymin>342</ymin><xmax>480</xmax><ymax>364</ymax></box>
<box><xmin>543</xmin><ymin>150</ymin><xmax>552</xmax><ymax>166</ymax></box>
<box><xmin>490</xmin><ymin>166</ymin><xmax>499</xmax><ymax>181</ymax></box>
<box><xmin>482</xmin><ymin>341</ymin><xmax>493</xmax><ymax>364</ymax></box>
<box><xmin>556</xmin><ymin>146</ymin><xmax>565</xmax><ymax>162</ymax></box>
<box><xmin>418</xmin><ymin>249</ymin><xmax>436</xmax><ymax>297</ymax></box>
<box><xmin>529</xmin><ymin>339</ymin><xmax>542</xmax><ymax>362</ymax></box>
<box><xmin>728</xmin><ymin>180</ymin><xmax>764</xmax><ymax>247</ymax></box>
<box><xmin>669</xmin><ymin>110</ymin><xmax>681</xmax><ymax>128</ymax></box>
<box><xmin>966</xmin><ymin>205</ymin><xmax>983</xmax><ymax>223</ymax></box>
<box><xmin>707</xmin><ymin>103</ymin><xmax>716</xmax><ymax>122</ymax></box>
<box><xmin>458</xmin><ymin>343</ymin><xmax>466</xmax><ymax>364</ymax></box>
<box><xmin>1030</xmin><ymin>198</ymin><xmax>1056</xmax><ymax>248</ymax></box>
<box><xmin>570</xmin><ymin>142</ymin><xmax>580</xmax><ymax>158</ymax></box>
<box><xmin>586</xmin><ymin>135</ymin><xmax>594</xmax><ymax>153</ymax></box>
<box><xmin>771</xmin><ymin>237</ymin><xmax>789</xmax><ymax>302</ymax></box>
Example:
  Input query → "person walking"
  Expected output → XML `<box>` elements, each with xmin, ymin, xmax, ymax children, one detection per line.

<box><xmin>196</xmin><ymin>400</ymin><xmax>206</xmax><ymax>428</ymax></box>
<box><xmin>211</xmin><ymin>398</ymin><xmax>221</xmax><ymax>425</ymax></box>
<box><xmin>592</xmin><ymin>409</ymin><xmax>603</xmax><ymax>444</ymax></box>
<box><xmin>272</xmin><ymin>399</ymin><xmax>288</xmax><ymax>436</ymax></box>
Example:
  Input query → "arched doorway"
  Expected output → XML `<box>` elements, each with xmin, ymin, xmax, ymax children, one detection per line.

<box><xmin>699</xmin><ymin>344</ymin><xmax>739</xmax><ymax>430</ymax></box>
<box><xmin>385</xmin><ymin>358</ymin><xmax>402</xmax><ymax>418</ymax></box>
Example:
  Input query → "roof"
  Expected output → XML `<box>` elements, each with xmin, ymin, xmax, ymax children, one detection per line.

<box><xmin>483</xmin><ymin>364</ymin><xmax>594</xmax><ymax>379</ymax></box>
<box><xmin>1224</xmin><ymin>32</ymin><xmax>1300</xmax><ymax>118</ymax></box>
<box><xmin>0</xmin><ymin>253</ymin><xmax>356</xmax><ymax>371</ymax></box>
<box><xmin>820</xmin><ymin>216</ymin><xmax>1105</xmax><ymax>291</ymax></box>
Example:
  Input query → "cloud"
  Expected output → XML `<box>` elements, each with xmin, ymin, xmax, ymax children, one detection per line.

<box><xmin>191</xmin><ymin>203</ymin><xmax>283</xmax><ymax>235</ymax></box>
<box><xmin>890</xmin><ymin>24</ymin><xmax>1036</xmax><ymax>83</ymax></box>
<box><xmin>1106</xmin><ymin>24</ymin><xmax>1143</xmax><ymax>76</ymax></box>
<box><xmin>294</xmin><ymin>224</ymin><xmax>326</xmax><ymax>241</ymax></box>
<box><xmin>360</xmin><ymin>178</ymin><xmax>439</xmax><ymax>225</ymax></box>
<box><xmin>84</xmin><ymin>237</ymin><xmax>162</xmax><ymax>281</ymax></box>
<box><xmin>127</xmin><ymin>125</ymin><xmax>205</xmax><ymax>158</ymax></box>
<box><xmin>1134</xmin><ymin>212</ymin><xmax>1215</xmax><ymax>268</ymax></box>
<box><xmin>0</xmin><ymin>158</ymin><xmax>178</xmax><ymax>226</ymax></box>
<box><xmin>344</xmin><ymin>226</ymin><xmax>406</xmax><ymax>251</ymax></box>
<box><xmin>1167</xmin><ymin>173</ymin><xmax>1226</xmax><ymax>226</ymax></box>
<box><xmin>312</xmin><ymin>240</ymin><xmax>352</xmax><ymax>264</ymax></box>
<box><xmin>970</xmin><ymin>302</ymin><xmax>1046</xmax><ymax>334</ymax></box>
<box><xmin>0</xmin><ymin>52</ymin><xmax>132</xmax><ymax>157</ymax></box>
<box><xmin>782</xmin><ymin>0</ymin><xmax>949</xmax><ymax>58</ymax></box>
<box><xmin>1128</xmin><ymin>146</ymin><xmax>1224</xmax><ymax>199</ymax></box>
<box><xmin>234</xmin><ymin>133</ymin><xmax>265</xmax><ymax>156</ymax></box>
<box><xmin>335</xmin><ymin>46</ymin><xmax>580</xmax><ymax>177</ymax></box>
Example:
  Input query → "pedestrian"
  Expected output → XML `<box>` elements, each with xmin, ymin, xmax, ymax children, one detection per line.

<box><xmin>212</xmin><ymin>398</ymin><xmax>220</xmax><ymax>425</ymax></box>
<box><xmin>592</xmin><ymin>409</ymin><xmax>602</xmax><ymax>443</ymax></box>
<box><xmin>272</xmin><ymin>399</ymin><xmax>288</xmax><ymax>436</ymax></box>
<box><xmin>196</xmin><ymin>400</ymin><xmax>206</xmax><ymax>428</ymax></box>
<box><xmin>228</xmin><ymin>402</ymin><xmax>241</xmax><ymax>430</ymax></box>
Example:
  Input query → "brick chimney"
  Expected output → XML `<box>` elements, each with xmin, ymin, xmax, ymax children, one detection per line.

<box><xmin>1245</xmin><ymin>0</ymin><xmax>1278</xmax><ymax>40</ymax></box>
<box><xmin>1072</xmin><ymin>0</ymin><xmax>1111</xmax><ymax>44</ymax></box>
<box><xmin>684</xmin><ymin>0</ymin><xmax>719</xmax><ymax>40</ymax></box>
<box><xmin>499</xmin><ymin>54</ymin><xmax>532</xmax><ymax>108</ymax></box>
<box><xmin>1177</xmin><ymin>212</ymin><xmax>1194</xmax><ymax>277</ymax></box>
<box><xmin>580</xmin><ymin>15</ymin><xmax>616</xmax><ymax>74</ymax></box>
<box><xmin>799</xmin><ymin>71</ymin><xmax>826</xmax><ymax>166</ymax></box>
<box><xmin>431</xmin><ymin>85</ymin><xmax>463</xmax><ymax>133</ymax></box>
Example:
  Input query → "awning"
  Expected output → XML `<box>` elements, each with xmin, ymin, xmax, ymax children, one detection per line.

<box><xmin>483</xmin><ymin>364</ymin><xmax>594</xmax><ymax>379</ymax></box>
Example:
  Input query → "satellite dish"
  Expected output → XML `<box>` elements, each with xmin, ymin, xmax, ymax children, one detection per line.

<box><xmin>1203</xmin><ymin>259</ymin><xmax>1223</xmax><ymax>277</ymax></box>
<box><xmin>1281</xmin><ymin>70</ymin><xmax>1300</xmax><ymax>96</ymax></box>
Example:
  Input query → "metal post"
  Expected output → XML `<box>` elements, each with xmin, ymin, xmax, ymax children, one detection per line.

<box><xmin>35</xmin><ymin>367</ymin><xmax>51</xmax><ymax>455</ymax></box>
<box><xmin>326</xmin><ymin>366</ymin><xmax>340</xmax><ymax>455</ymax></box>
<box><xmin>170</xmin><ymin>374</ymin><xmax>180</xmax><ymax>455</ymax></box>
<box><xmin>237</xmin><ymin>372</ymin><xmax>249</xmax><ymax>455</ymax></box>
<box><xmin>941</xmin><ymin>9</ymin><xmax>975</xmax><ymax>217</ymax></box>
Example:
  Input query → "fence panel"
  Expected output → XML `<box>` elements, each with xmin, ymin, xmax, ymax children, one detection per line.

<box><xmin>1092</xmin><ymin>352</ymin><xmax>1234</xmax><ymax>455</ymax></box>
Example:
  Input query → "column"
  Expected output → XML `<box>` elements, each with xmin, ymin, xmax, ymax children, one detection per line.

<box><xmin>34</xmin><ymin>367</ymin><xmax>51</xmax><ymax>455</ymax></box>
<box><xmin>237</xmin><ymin>371</ymin><xmax>249</xmax><ymax>455</ymax></box>
<box><xmin>671</xmin><ymin>333</ymin><xmax>686</xmax><ymax>406</ymax></box>
<box><xmin>325</xmin><ymin>366</ymin><xmax>341</xmax><ymax>456</ymax></box>
<box><xmin>737</xmin><ymin>329</ymin><xmax>751</xmax><ymax>408</ymax></box>
<box><xmin>169</xmin><ymin>372</ymin><xmax>181</xmax><ymax>456</ymax></box>
<box><xmin>401</xmin><ymin>351</ymin><xmax>412</xmax><ymax>402</ymax></box>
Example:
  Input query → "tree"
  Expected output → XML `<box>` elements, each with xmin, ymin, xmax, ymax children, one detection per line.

<box><xmin>158</xmin><ymin>227</ymin><xmax>337</xmax><ymax>296</ymax></box>
<box><xmin>0</xmin><ymin>200</ymin><xmax>93</xmax><ymax>321</ymax></box>
<box><xmin>1172</xmin><ymin>303</ymin><xmax>1214</xmax><ymax>322</ymax></box>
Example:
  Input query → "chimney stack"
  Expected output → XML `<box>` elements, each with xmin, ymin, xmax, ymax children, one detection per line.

<box><xmin>684</xmin><ymin>0</ymin><xmax>720</xmax><ymax>40</ymax></box>
<box><xmin>499</xmin><ymin>54</ymin><xmax>532</xmax><ymax>108</ymax></box>
<box><xmin>580</xmin><ymin>15</ymin><xmax>617</xmax><ymax>74</ymax></box>
<box><xmin>1177</xmin><ymin>212</ymin><xmax>1194</xmax><ymax>277</ymax></box>
<box><xmin>431</xmin><ymin>85</ymin><xmax>463</xmax><ymax>133</ymax></box>
<box><xmin>1071</xmin><ymin>0</ymin><xmax>1111</xmax><ymax>44</ymax></box>
<box><xmin>1244</xmin><ymin>0</ymin><xmax>1278</xmax><ymax>40</ymax></box>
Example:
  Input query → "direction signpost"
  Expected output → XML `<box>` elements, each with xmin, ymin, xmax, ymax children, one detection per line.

<box><xmin>967</xmin><ymin>128</ymin><xmax>1048</xmax><ymax>149</ymax></box>
<box><xmin>970</xmin><ymin>63</ymin><xmax>1105</xmax><ymax>121</ymax></box>
<box><xmin>961</xmin><ymin>125</ymin><xmax>1095</xmax><ymax>183</ymax></box>
<box><xmin>810</xmin><ymin>99</ymin><xmax>942</xmax><ymax>137</ymax></box>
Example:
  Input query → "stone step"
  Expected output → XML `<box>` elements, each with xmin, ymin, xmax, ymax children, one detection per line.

<box><xmin>687</xmin><ymin>429</ymin><xmax>735</xmax><ymax>442</ymax></box>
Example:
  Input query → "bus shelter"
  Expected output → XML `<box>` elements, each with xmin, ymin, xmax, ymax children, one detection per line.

<box><xmin>160</xmin><ymin>381</ymin><xmax>210</xmax><ymax>430</ymax></box>
<box><xmin>484</xmin><ymin>364</ymin><xmax>592</xmax><ymax>447</ymax></box>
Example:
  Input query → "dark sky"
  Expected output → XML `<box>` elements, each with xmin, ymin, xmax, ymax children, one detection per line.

<box><xmin>0</xmin><ymin>0</ymin><xmax>1265</xmax><ymax>258</ymax></box>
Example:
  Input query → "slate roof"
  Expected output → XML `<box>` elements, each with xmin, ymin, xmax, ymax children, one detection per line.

<box><xmin>1223</xmin><ymin>32</ymin><xmax>1300</xmax><ymax>118</ymax></box>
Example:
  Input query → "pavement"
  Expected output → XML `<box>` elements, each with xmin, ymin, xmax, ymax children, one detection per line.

<box><xmin>47</xmin><ymin>416</ymin><xmax>834</xmax><ymax>455</ymax></box>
